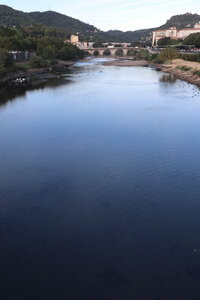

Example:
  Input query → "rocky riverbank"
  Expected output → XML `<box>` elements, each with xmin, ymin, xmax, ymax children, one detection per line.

<box><xmin>103</xmin><ymin>58</ymin><xmax>200</xmax><ymax>88</ymax></box>
<box><xmin>103</xmin><ymin>59</ymin><xmax>148</xmax><ymax>67</ymax></box>
<box><xmin>159</xmin><ymin>62</ymin><xmax>200</xmax><ymax>87</ymax></box>
<box><xmin>0</xmin><ymin>60</ymin><xmax>75</xmax><ymax>87</ymax></box>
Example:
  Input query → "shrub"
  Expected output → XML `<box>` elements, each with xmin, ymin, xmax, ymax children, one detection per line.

<box><xmin>30</xmin><ymin>55</ymin><xmax>50</xmax><ymax>68</ymax></box>
<box><xmin>181</xmin><ymin>53</ymin><xmax>200</xmax><ymax>63</ymax></box>
<box><xmin>136</xmin><ymin>49</ymin><xmax>151</xmax><ymax>60</ymax></box>
<box><xmin>176</xmin><ymin>65</ymin><xmax>192</xmax><ymax>71</ymax></box>
<box><xmin>193</xmin><ymin>70</ymin><xmax>200</xmax><ymax>77</ymax></box>
<box><xmin>0</xmin><ymin>48</ymin><xmax>13</xmax><ymax>69</ymax></box>
<box><xmin>158</xmin><ymin>47</ymin><xmax>178</xmax><ymax>63</ymax></box>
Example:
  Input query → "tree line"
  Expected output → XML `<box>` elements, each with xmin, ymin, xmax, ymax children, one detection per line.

<box><xmin>157</xmin><ymin>33</ymin><xmax>200</xmax><ymax>48</ymax></box>
<box><xmin>0</xmin><ymin>24</ymin><xmax>84</xmax><ymax>71</ymax></box>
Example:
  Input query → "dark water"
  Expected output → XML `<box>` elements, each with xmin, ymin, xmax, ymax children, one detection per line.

<box><xmin>1</xmin><ymin>58</ymin><xmax>200</xmax><ymax>300</ymax></box>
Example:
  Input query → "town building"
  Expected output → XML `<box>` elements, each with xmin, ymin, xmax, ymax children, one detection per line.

<box><xmin>152</xmin><ymin>23</ymin><xmax>200</xmax><ymax>46</ymax></box>
<box><xmin>11</xmin><ymin>51</ymin><xmax>32</xmax><ymax>62</ymax></box>
<box><xmin>67</xmin><ymin>35</ymin><xmax>88</xmax><ymax>50</ymax></box>
<box><xmin>70</xmin><ymin>35</ymin><xmax>79</xmax><ymax>44</ymax></box>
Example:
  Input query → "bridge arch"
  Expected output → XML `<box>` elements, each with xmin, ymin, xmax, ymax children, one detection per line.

<box><xmin>93</xmin><ymin>50</ymin><xmax>100</xmax><ymax>56</ymax></box>
<box><xmin>115</xmin><ymin>49</ymin><xmax>124</xmax><ymax>57</ymax></box>
<box><xmin>84</xmin><ymin>51</ymin><xmax>90</xmax><ymax>56</ymax></box>
<box><xmin>103</xmin><ymin>49</ymin><xmax>111</xmax><ymax>56</ymax></box>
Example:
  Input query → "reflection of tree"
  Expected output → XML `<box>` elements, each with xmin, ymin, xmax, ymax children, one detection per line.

<box><xmin>0</xmin><ymin>78</ymin><xmax>72</xmax><ymax>108</ymax></box>
<box><xmin>159</xmin><ymin>74</ymin><xmax>176</xmax><ymax>84</ymax></box>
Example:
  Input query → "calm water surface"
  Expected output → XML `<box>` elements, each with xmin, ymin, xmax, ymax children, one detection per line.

<box><xmin>1</xmin><ymin>58</ymin><xmax>200</xmax><ymax>299</ymax></box>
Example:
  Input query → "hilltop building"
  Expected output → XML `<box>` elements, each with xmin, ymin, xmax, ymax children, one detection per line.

<box><xmin>152</xmin><ymin>22</ymin><xmax>200</xmax><ymax>46</ymax></box>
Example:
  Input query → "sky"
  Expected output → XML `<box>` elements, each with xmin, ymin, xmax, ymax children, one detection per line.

<box><xmin>1</xmin><ymin>0</ymin><xmax>200</xmax><ymax>31</ymax></box>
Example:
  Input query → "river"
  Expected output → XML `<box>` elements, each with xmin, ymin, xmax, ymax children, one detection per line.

<box><xmin>0</xmin><ymin>58</ymin><xmax>200</xmax><ymax>299</ymax></box>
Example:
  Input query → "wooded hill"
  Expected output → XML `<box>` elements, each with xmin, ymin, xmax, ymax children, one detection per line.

<box><xmin>0</xmin><ymin>5</ymin><xmax>97</xmax><ymax>34</ymax></box>
<box><xmin>0</xmin><ymin>5</ymin><xmax>200</xmax><ymax>43</ymax></box>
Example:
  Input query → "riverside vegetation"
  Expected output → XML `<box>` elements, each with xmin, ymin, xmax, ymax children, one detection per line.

<box><xmin>0</xmin><ymin>24</ymin><xmax>84</xmax><ymax>77</ymax></box>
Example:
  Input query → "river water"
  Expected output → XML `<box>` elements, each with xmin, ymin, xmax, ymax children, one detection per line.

<box><xmin>1</xmin><ymin>58</ymin><xmax>200</xmax><ymax>299</ymax></box>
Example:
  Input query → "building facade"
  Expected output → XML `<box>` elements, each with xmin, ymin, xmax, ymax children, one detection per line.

<box><xmin>67</xmin><ymin>35</ymin><xmax>88</xmax><ymax>50</ymax></box>
<box><xmin>152</xmin><ymin>23</ymin><xmax>200</xmax><ymax>46</ymax></box>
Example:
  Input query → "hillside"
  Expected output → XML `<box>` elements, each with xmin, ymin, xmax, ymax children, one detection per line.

<box><xmin>0</xmin><ymin>5</ymin><xmax>97</xmax><ymax>33</ymax></box>
<box><xmin>160</xmin><ymin>13</ymin><xmax>200</xmax><ymax>30</ymax></box>
<box><xmin>0</xmin><ymin>5</ymin><xmax>33</xmax><ymax>26</ymax></box>
<box><xmin>0</xmin><ymin>6</ymin><xmax>199</xmax><ymax>43</ymax></box>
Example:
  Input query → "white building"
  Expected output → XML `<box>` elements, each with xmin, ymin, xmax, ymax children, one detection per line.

<box><xmin>152</xmin><ymin>23</ymin><xmax>200</xmax><ymax>46</ymax></box>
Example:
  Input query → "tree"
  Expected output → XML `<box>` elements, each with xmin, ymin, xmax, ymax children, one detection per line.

<box><xmin>136</xmin><ymin>49</ymin><xmax>150</xmax><ymax>60</ymax></box>
<box><xmin>0</xmin><ymin>49</ymin><xmax>13</xmax><ymax>69</ymax></box>
<box><xmin>93</xmin><ymin>42</ymin><xmax>103</xmax><ymax>48</ymax></box>
<box><xmin>42</xmin><ymin>45</ymin><xmax>56</xmax><ymax>59</ymax></box>
<box><xmin>157</xmin><ymin>37</ymin><xmax>172</xmax><ymax>46</ymax></box>
<box><xmin>30</xmin><ymin>55</ymin><xmax>49</xmax><ymax>68</ymax></box>
<box><xmin>158</xmin><ymin>37</ymin><xmax>183</xmax><ymax>46</ymax></box>
<box><xmin>127</xmin><ymin>49</ymin><xmax>136</xmax><ymax>56</ymax></box>
<box><xmin>159</xmin><ymin>47</ymin><xmax>178</xmax><ymax>63</ymax></box>
<box><xmin>184</xmin><ymin>33</ymin><xmax>200</xmax><ymax>48</ymax></box>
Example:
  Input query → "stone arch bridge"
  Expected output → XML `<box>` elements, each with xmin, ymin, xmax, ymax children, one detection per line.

<box><xmin>85</xmin><ymin>47</ymin><xmax>136</xmax><ymax>56</ymax></box>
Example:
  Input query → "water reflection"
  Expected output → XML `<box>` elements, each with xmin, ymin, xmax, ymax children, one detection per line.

<box><xmin>0</xmin><ymin>77</ymin><xmax>73</xmax><ymax>107</ymax></box>
<box><xmin>0</xmin><ymin>58</ymin><xmax>200</xmax><ymax>299</ymax></box>
<box><xmin>159</xmin><ymin>73</ymin><xmax>177</xmax><ymax>84</ymax></box>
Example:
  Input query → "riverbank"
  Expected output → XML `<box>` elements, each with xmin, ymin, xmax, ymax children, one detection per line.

<box><xmin>0</xmin><ymin>60</ymin><xmax>75</xmax><ymax>87</ymax></box>
<box><xmin>103</xmin><ymin>59</ymin><xmax>148</xmax><ymax>67</ymax></box>
<box><xmin>159</xmin><ymin>59</ymin><xmax>200</xmax><ymax>87</ymax></box>
<box><xmin>103</xmin><ymin>58</ymin><xmax>200</xmax><ymax>87</ymax></box>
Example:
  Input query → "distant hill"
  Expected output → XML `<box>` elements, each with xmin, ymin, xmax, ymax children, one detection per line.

<box><xmin>160</xmin><ymin>13</ymin><xmax>200</xmax><ymax>30</ymax></box>
<box><xmin>0</xmin><ymin>5</ymin><xmax>32</xmax><ymax>27</ymax></box>
<box><xmin>93</xmin><ymin>29</ymin><xmax>154</xmax><ymax>43</ymax></box>
<box><xmin>95</xmin><ymin>13</ymin><xmax>200</xmax><ymax>43</ymax></box>
<box><xmin>0</xmin><ymin>6</ymin><xmax>199</xmax><ymax>42</ymax></box>
<box><xmin>0</xmin><ymin>5</ymin><xmax>97</xmax><ymax>33</ymax></box>
<box><xmin>98</xmin><ymin>13</ymin><xmax>200</xmax><ymax>43</ymax></box>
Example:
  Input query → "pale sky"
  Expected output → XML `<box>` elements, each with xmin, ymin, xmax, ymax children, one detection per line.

<box><xmin>1</xmin><ymin>0</ymin><xmax>200</xmax><ymax>31</ymax></box>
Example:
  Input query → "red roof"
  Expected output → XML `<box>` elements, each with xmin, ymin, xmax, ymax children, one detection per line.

<box><xmin>179</xmin><ymin>28</ymin><xmax>200</xmax><ymax>31</ymax></box>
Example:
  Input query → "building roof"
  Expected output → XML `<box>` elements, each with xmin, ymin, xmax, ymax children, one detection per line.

<box><xmin>179</xmin><ymin>28</ymin><xmax>200</xmax><ymax>31</ymax></box>
<box><xmin>153</xmin><ymin>27</ymin><xmax>200</xmax><ymax>33</ymax></box>
<box><xmin>153</xmin><ymin>30</ymin><xmax>167</xmax><ymax>32</ymax></box>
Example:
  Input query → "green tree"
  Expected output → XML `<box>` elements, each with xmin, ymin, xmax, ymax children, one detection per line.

<box><xmin>157</xmin><ymin>37</ymin><xmax>172</xmax><ymax>47</ymax></box>
<box><xmin>42</xmin><ymin>45</ymin><xmax>56</xmax><ymax>59</ymax></box>
<box><xmin>159</xmin><ymin>47</ymin><xmax>178</xmax><ymax>63</ymax></box>
<box><xmin>0</xmin><ymin>48</ymin><xmax>8</xmax><ymax>69</ymax></box>
<box><xmin>136</xmin><ymin>49</ymin><xmax>150</xmax><ymax>60</ymax></box>
<box><xmin>0</xmin><ymin>49</ymin><xmax>13</xmax><ymax>69</ymax></box>
<box><xmin>93</xmin><ymin>42</ymin><xmax>103</xmax><ymax>48</ymax></box>
<box><xmin>127</xmin><ymin>49</ymin><xmax>136</xmax><ymax>56</ymax></box>
<box><xmin>158</xmin><ymin>37</ymin><xmax>183</xmax><ymax>46</ymax></box>
<box><xmin>30</xmin><ymin>55</ymin><xmax>49</xmax><ymax>68</ymax></box>
<box><xmin>184</xmin><ymin>33</ymin><xmax>200</xmax><ymax>48</ymax></box>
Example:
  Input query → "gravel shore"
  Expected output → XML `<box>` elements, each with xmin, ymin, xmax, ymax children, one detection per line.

<box><xmin>103</xmin><ymin>58</ymin><xmax>200</xmax><ymax>87</ymax></box>
<box><xmin>102</xmin><ymin>60</ymin><xmax>148</xmax><ymax>67</ymax></box>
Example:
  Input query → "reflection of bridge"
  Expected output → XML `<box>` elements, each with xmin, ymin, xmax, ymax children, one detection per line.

<box><xmin>85</xmin><ymin>47</ymin><xmax>136</xmax><ymax>56</ymax></box>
